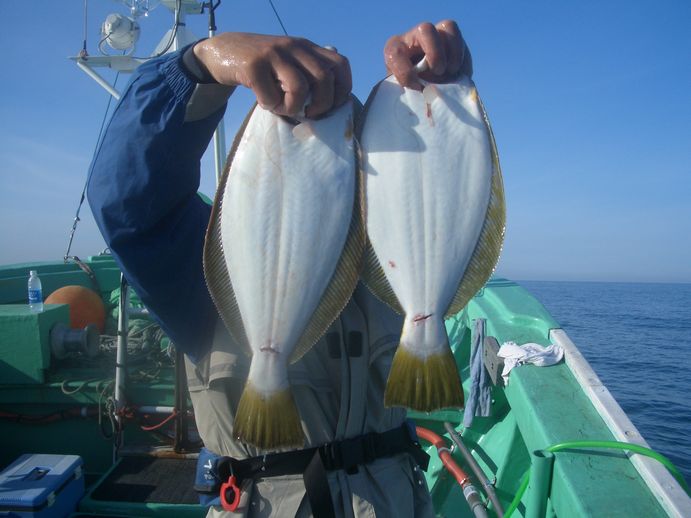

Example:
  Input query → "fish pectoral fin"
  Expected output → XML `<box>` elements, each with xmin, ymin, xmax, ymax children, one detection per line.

<box><xmin>234</xmin><ymin>383</ymin><xmax>304</xmax><ymax>450</ymax></box>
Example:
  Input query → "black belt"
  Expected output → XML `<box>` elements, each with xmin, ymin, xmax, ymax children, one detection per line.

<box><xmin>200</xmin><ymin>423</ymin><xmax>430</xmax><ymax>517</ymax></box>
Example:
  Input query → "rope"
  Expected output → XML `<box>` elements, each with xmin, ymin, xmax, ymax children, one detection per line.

<box><xmin>63</xmin><ymin>255</ymin><xmax>102</xmax><ymax>293</ymax></box>
<box><xmin>61</xmin><ymin>378</ymin><xmax>102</xmax><ymax>395</ymax></box>
<box><xmin>140</xmin><ymin>410</ymin><xmax>178</xmax><ymax>431</ymax></box>
<box><xmin>97</xmin><ymin>380</ymin><xmax>115</xmax><ymax>439</ymax></box>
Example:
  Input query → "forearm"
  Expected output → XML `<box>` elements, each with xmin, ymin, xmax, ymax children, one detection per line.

<box><xmin>87</xmin><ymin>46</ymin><xmax>228</xmax><ymax>360</ymax></box>
<box><xmin>182</xmin><ymin>45</ymin><xmax>235</xmax><ymax>121</ymax></box>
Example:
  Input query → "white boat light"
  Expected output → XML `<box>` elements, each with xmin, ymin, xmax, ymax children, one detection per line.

<box><xmin>101</xmin><ymin>13</ymin><xmax>141</xmax><ymax>51</ymax></box>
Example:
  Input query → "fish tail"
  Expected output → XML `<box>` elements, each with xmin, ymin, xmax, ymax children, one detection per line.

<box><xmin>234</xmin><ymin>382</ymin><xmax>304</xmax><ymax>450</ymax></box>
<box><xmin>384</xmin><ymin>317</ymin><xmax>463</xmax><ymax>411</ymax></box>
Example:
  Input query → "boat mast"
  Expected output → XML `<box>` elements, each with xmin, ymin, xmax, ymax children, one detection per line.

<box><xmin>72</xmin><ymin>0</ymin><xmax>227</xmax><ymax>185</ymax></box>
<box><xmin>206</xmin><ymin>1</ymin><xmax>227</xmax><ymax>184</ymax></box>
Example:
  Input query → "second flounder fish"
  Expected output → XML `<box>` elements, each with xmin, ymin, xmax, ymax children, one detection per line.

<box><xmin>359</xmin><ymin>75</ymin><xmax>505</xmax><ymax>412</ymax></box>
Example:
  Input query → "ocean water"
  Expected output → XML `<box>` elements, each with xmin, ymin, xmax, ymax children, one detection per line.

<box><xmin>519</xmin><ymin>280</ymin><xmax>691</xmax><ymax>485</ymax></box>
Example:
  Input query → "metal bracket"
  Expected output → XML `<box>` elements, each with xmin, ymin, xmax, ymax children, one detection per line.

<box><xmin>483</xmin><ymin>336</ymin><xmax>504</xmax><ymax>387</ymax></box>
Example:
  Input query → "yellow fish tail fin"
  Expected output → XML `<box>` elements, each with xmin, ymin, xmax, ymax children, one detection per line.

<box><xmin>384</xmin><ymin>319</ymin><xmax>463</xmax><ymax>411</ymax></box>
<box><xmin>234</xmin><ymin>383</ymin><xmax>304</xmax><ymax>450</ymax></box>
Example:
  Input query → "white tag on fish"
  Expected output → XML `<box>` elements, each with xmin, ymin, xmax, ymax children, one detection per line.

<box><xmin>292</xmin><ymin>121</ymin><xmax>314</xmax><ymax>141</ymax></box>
<box><xmin>422</xmin><ymin>84</ymin><xmax>440</xmax><ymax>104</ymax></box>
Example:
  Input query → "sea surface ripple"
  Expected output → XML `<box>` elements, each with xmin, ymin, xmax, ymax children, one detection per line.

<box><xmin>519</xmin><ymin>280</ymin><xmax>691</xmax><ymax>485</ymax></box>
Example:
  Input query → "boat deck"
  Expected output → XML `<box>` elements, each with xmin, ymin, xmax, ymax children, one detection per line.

<box><xmin>1</xmin><ymin>259</ymin><xmax>689</xmax><ymax>516</ymax></box>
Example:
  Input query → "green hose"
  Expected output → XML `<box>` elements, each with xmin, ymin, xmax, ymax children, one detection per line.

<box><xmin>504</xmin><ymin>440</ymin><xmax>689</xmax><ymax>517</ymax></box>
<box><xmin>504</xmin><ymin>471</ymin><xmax>530</xmax><ymax>517</ymax></box>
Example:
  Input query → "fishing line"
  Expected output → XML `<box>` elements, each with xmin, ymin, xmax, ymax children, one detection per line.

<box><xmin>63</xmin><ymin>72</ymin><xmax>120</xmax><ymax>263</ymax></box>
<box><xmin>267</xmin><ymin>0</ymin><xmax>289</xmax><ymax>36</ymax></box>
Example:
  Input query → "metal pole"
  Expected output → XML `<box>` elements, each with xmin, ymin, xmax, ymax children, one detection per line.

<box><xmin>173</xmin><ymin>347</ymin><xmax>189</xmax><ymax>452</ymax></box>
<box><xmin>168</xmin><ymin>4</ymin><xmax>195</xmax><ymax>443</ymax></box>
<box><xmin>173</xmin><ymin>0</ymin><xmax>228</xmax><ymax>186</ymax></box>
<box><xmin>114</xmin><ymin>274</ymin><xmax>130</xmax><ymax>456</ymax></box>
<box><xmin>76</xmin><ymin>61</ymin><xmax>121</xmax><ymax>100</ymax></box>
<box><xmin>138</xmin><ymin>405</ymin><xmax>176</xmax><ymax>414</ymax></box>
<box><xmin>172</xmin><ymin>3</ymin><xmax>184</xmax><ymax>51</ymax></box>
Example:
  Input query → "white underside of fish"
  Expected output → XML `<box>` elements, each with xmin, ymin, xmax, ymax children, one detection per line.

<box><xmin>221</xmin><ymin>103</ymin><xmax>355</xmax><ymax>392</ymax></box>
<box><xmin>360</xmin><ymin>75</ymin><xmax>503</xmax><ymax>410</ymax></box>
<box><xmin>204</xmin><ymin>101</ymin><xmax>361</xmax><ymax>448</ymax></box>
<box><xmin>364</xmin><ymin>76</ymin><xmax>491</xmax><ymax>339</ymax></box>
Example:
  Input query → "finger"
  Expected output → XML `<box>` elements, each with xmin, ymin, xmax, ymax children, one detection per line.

<box><xmin>436</xmin><ymin>20</ymin><xmax>464</xmax><ymax>76</ymax></box>
<box><xmin>413</xmin><ymin>22</ymin><xmax>446</xmax><ymax>76</ymax></box>
<box><xmin>291</xmin><ymin>46</ymin><xmax>335</xmax><ymax>118</ymax></box>
<box><xmin>245</xmin><ymin>59</ymin><xmax>283</xmax><ymax>111</ymax></box>
<box><xmin>272</xmin><ymin>56</ymin><xmax>310</xmax><ymax>117</ymax></box>
<box><xmin>316</xmin><ymin>47</ymin><xmax>352</xmax><ymax>109</ymax></box>
<box><xmin>384</xmin><ymin>35</ymin><xmax>421</xmax><ymax>90</ymax></box>
<box><xmin>305</xmin><ymin>67</ymin><xmax>335</xmax><ymax>118</ymax></box>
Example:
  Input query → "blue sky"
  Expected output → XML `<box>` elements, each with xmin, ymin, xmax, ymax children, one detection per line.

<box><xmin>0</xmin><ymin>0</ymin><xmax>689</xmax><ymax>282</ymax></box>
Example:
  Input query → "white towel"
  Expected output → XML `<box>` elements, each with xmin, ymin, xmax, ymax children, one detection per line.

<box><xmin>498</xmin><ymin>341</ymin><xmax>564</xmax><ymax>384</ymax></box>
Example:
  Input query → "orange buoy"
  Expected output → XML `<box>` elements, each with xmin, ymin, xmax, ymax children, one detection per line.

<box><xmin>45</xmin><ymin>285</ymin><xmax>106</xmax><ymax>332</ymax></box>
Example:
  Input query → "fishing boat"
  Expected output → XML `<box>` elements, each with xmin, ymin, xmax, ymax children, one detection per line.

<box><xmin>1</xmin><ymin>1</ymin><xmax>689</xmax><ymax>517</ymax></box>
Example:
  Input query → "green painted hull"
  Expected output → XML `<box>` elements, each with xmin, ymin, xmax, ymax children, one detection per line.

<box><xmin>0</xmin><ymin>257</ymin><xmax>688</xmax><ymax>517</ymax></box>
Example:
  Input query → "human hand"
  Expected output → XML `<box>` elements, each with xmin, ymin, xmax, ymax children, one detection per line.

<box><xmin>193</xmin><ymin>33</ymin><xmax>352</xmax><ymax>118</ymax></box>
<box><xmin>384</xmin><ymin>20</ymin><xmax>472</xmax><ymax>90</ymax></box>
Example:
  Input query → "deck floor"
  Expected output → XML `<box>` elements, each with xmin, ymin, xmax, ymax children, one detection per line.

<box><xmin>90</xmin><ymin>457</ymin><xmax>198</xmax><ymax>504</ymax></box>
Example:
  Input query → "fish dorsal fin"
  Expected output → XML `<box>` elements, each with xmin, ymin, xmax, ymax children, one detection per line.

<box><xmin>202</xmin><ymin>106</ymin><xmax>257</xmax><ymax>357</ymax></box>
<box><xmin>289</xmin><ymin>140</ymin><xmax>366</xmax><ymax>363</ymax></box>
<box><xmin>445</xmin><ymin>91</ymin><xmax>506</xmax><ymax>317</ymax></box>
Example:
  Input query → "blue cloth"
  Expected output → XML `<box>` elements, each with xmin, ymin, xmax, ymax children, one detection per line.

<box><xmin>462</xmin><ymin>318</ymin><xmax>492</xmax><ymax>428</ymax></box>
<box><xmin>194</xmin><ymin>447</ymin><xmax>223</xmax><ymax>506</ymax></box>
<box><xmin>87</xmin><ymin>47</ymin><xmax>224</xmax><ymax>361</ymax></box>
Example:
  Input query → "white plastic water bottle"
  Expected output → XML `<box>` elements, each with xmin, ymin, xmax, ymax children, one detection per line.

<box><xmin>28</xmin><ymin>270</ymin><xmax>44</xmax><ymax>313</ymax></box>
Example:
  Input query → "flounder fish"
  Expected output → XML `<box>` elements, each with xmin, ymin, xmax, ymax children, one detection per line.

<box><xmin>204</xmin><ymin>101</ymin><xmax>364</xmax><ymax>449</ymax></box>
<box><xmin>358</xmin><ymin>75</ymin><xmax>505</xmax><ymax>412</ymax></box>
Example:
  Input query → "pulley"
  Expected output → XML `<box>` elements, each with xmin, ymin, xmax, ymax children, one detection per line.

<box><xmin>50</xmin><ymin>323</ymin><xmax>100</xmax><ymax>360</ymax></box>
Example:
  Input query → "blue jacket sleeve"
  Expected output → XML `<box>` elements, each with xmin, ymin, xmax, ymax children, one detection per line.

<box><xmin>87</xmin><ymin>48</ymin><xmax>224</xmax><ymax>362</ymax></box>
